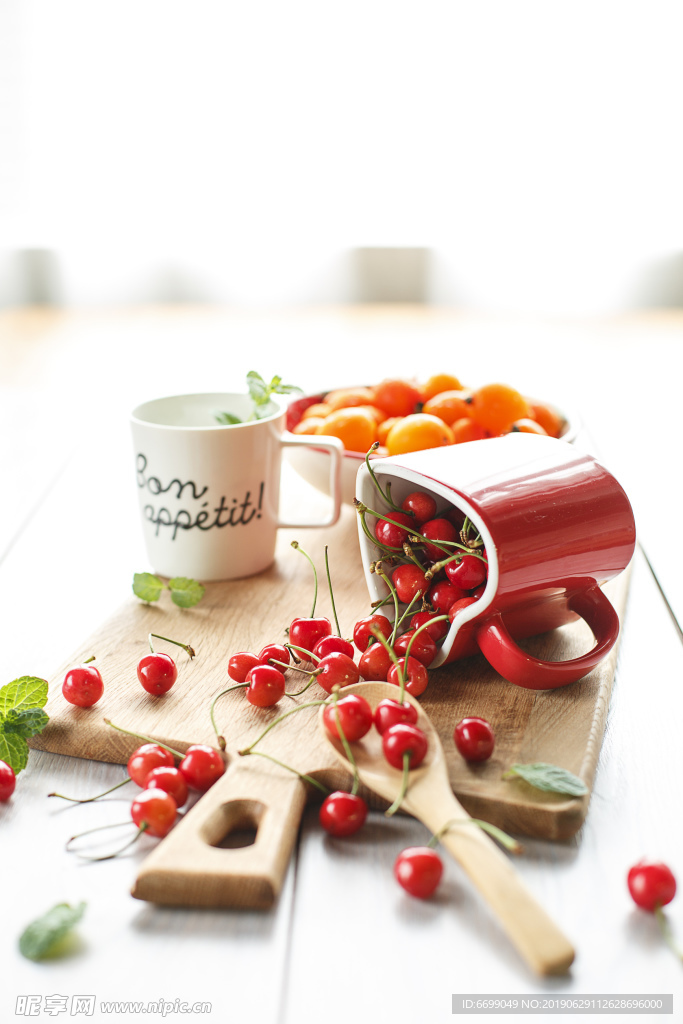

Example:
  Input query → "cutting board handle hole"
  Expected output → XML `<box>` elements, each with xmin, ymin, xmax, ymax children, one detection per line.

<box><xmin>200</xmin><ymin>799</ymin><xmax>265</xmax><ymax>850</ymax></box>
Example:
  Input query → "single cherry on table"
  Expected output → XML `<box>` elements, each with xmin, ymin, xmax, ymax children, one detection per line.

<box><xmin>62</xmin><ymin>656</ymin><xmax>104</xmax><ymax>707</ymax></box>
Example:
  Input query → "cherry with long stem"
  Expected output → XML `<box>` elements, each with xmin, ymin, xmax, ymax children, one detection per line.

<box><xmin>210</xmin><ymin>682</ymin><xmax>249</xmax><ymax>749</ymax></box>
<box><xmin>104</xmin><ymin>719</ymin><xmax>184</xmax><ymax>760</ymax></box>
<box><xmin>238</xmin><ymin>700</ymin><xmax>329</xmax><ymax>756</ymax></box>
<box><xmin>148</xmin><ymin>633</ymin><xmax>196</xmax><ymax>660</ymax></box>
<box><xmin>245</xmin><ymin>750</ymin><xmax>330</xmax><ymax>796</ymax></box>
<box><xmin>363</xmin><ymin>443</ymin><xmax>407</xmax><ymax>514</ymax></box>
<box><xmin>324</xmin><ymin>545</ymin><xmax>342</xmax><ymax>636</ymax></box>
<box><xmin>292</xmin><ymin>541</ymin><xmax>319</xmax><ymax>618</ymax></box>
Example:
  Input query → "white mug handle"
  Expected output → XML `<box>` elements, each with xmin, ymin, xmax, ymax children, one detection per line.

<box><xmin>277</xmin><ymin>434</ymin><xmax>343</xmax><ymax>528</ymax></box>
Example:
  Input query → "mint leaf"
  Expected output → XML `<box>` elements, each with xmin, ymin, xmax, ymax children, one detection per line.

<box><xmin>253</xmin><ymin>399</ymin><xmax>278</xmax><ymax>420</ymax></box>
<box><xmin>2</xmin><ymin>707</ymin><xmax>49</xmax><ymax>739</ymax></box>
<box><xmin>168</xmin><ymin>577</ymin><xmax>206</xmax><ymax>609</ymax></box>
<box><xmin>246</xmin><ymin>370</ymin><xmax>268</xmax><ymax>405</ymax></box>
<box><xmin>132</xmin><ymin>573</ymin><xmax>164</xmax><ymax>603</ymax></box>
<box><xmin>0</xmin><ymin>677</ymin><xmax>48</xmax><ymax>716</ymax></box>
<box><xmin>502</xmin><ymin>762</ymin><xmax>588</xmax><ymax>797</ymax></box>
<box><xmin>214</xmin><ymin>412</ymin><xmax>243</xmax><ymax>425</ymax></box>
<box><xmin>19</xmin><ymin>902</ymin><xmax>86</xmax><ymax>961</ymax></box>
<box><xmin>0</xmin><ymin>733</ymin><xmax>29</xmax><ymax>774</ymax></box>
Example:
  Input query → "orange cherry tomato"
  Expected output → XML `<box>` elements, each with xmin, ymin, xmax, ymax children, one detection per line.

<box><xmin>508</xmin><ymin>418</ymin><xmax>548</xmax><ymax>435</ymax></box>
<box><xmin>467</xmin><ymin>383</ymin><xmax>530</xmax><ymax>435</ymax></box>
<box><xmin>377</xmin><ymin>417</ymin><xmax>404</xmax><ymax>445</ymax></box>
<box><xmin>371</xmin><ymin>379</ymin><xmax>422</xmax><ymax>418</ymax></box>
<box><xmin>423</xmin><ymin>390</ymin><xmax>472</xmax><ymax>426</ymax></box>
<box><xmin>421</xmin><ymin>373</ymin><xmax>464</xmax><ymax>401</ymax></box>
<box><xmin>301</xmin><ymin>402</ymin><xmax>333</xmax><ymax>420</ymax></box>
<box><xmin>292</xmin><ymin>417</ymin><xmax>327</xmax><ymax>435</ymax></box>
<box><xmin>527</xmin><ymin>401</ymin><xmax>564</xmax><ymax>438</ymax></box>
<box><xmin>385</xmin><ymin>414</ymin><xmax>454</xmax><ymax>456</ymax></box>
<box><xmin>354</xmin><ymin>404</ymin><xmax>386</xmax><ymax>424</ymax></box>
<box><xmin>451</xmin><ymin>418</ymin><xmax>488</xmax><ymax>443</ymax></box>
<box><xmin>325</xmin><ymin>387</ymin><xmax>376</xmax><ymax>411</ymax></box>
<box><xmin>317</xmin><ymin>408</ymin><xmax>377</xmax><ymax>452</ymax></box>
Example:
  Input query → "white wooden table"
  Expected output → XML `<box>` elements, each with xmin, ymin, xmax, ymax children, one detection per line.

<box><xmin>1</xmin><ymin>307</ymin><xmax>681</xmax><ymax>1023</ymax></box>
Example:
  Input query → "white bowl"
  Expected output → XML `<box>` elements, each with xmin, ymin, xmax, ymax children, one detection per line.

<box><xmin>284</xmin><ymin>390</ymin><xmax>579</xmax><ymax>506</ymax></box>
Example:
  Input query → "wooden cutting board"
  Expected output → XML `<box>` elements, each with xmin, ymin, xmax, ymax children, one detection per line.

<box><xmin>30</xmin><ymin>505</ymin><xmax>631</xmax><ymax>908</ymax></box>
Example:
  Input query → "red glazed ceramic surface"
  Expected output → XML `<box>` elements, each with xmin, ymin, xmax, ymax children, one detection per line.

<box><xmin>356</xmin><ymin>434</ymin><xmax>636</xmax><ymax>690</ymax></box>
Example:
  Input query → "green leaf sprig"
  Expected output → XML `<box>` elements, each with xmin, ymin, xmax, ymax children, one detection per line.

<box><xmin>0</xmin><ymin>676</ymin><xmax>49</xmax><ymax>774</ymax></box>
<box><xmin>132</xmin><ymin>573</ymin><xmax>205</xmax><ymax>609</ymax></box>
<box><xmin>215</xmin><ymin>370</ymin><xmax>302</xmax><ymax>425</ymax></box>
<box><xmin>19</xmin><ymin>902</ymin><xmax>86</xmax><ymax>960</ymax></box>
<box><xmin>502</xmin><ymin>762</ymin><xmax>588</xmax><ymax>797</ymax></box>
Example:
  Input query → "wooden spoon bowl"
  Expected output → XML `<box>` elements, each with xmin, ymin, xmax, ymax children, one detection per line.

<box><xmin>320</xmin><ymin>681</ymin><xmax>575</xmax><ymax>977</ymax></box>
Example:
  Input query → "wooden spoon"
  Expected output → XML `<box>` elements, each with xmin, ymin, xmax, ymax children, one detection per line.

<box><xmin>320</xmin><ymin>681</ymin><xmax>575</xmax><ymax>976</ymax></box>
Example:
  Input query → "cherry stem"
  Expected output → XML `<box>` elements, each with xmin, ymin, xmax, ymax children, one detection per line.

<box><xmin>369</xmin><ymin>624</ymin><xmax>403</xmax><ymax>695</ymax></box>
<box><xmin>429</xmin><ymin>817</ymin><xmax>523</xmax><ymax>854</ymax></box>
<box><xmin>48</xmin><ymin>776</ymin><xmax>133</xmax><ymax>803</ymax></box>
<box><xmin>331</xmin><ymin>687</ymin><xmax>360</xmax><ymax>796</ymax></box>
<box><xmin>324</xmin><ymin>545</ymin><xmax>342</xmax><ymax>636</ymax></box>
<box><xmin>285</xmin><ymin>643</ymin><xmax>320</xmax><ymax>663</ymax></box>
<box><xmin>245</xmin><ymin>750</ymin><xmax>330</xmax><ymax>796</ymax></box>
<box><xmin>237</xmin><ymin>700</ymin><xmax>329</xmax><ymax>755</ymax></box>
<box><xmin>363</xmin><ymin>443</ymin><xmax>406</xmax><ymax>514</ymax></box>
<box><xmin>148</xmin><ymin>633</ymin><xmax>196</xmax><ymax>659</ymax></box>
<box><xmin>385</xmin><ymin>751</ymin><xmax>411</xmax><ymax>817</ymax></box>
<box><xmin>373</xmin><ymin>565</ymin><xmax>401</xmax><ymax>644</ymax></box>
<box><xmin>270</xmin><ymin>658</ymin><xmax>319</xmax><ymax>677</ymax></box>
<box><xmin>66</xmin><ymin>821</ymin><xmax>149</xmax><ymax>861</ymax></box>
<box><xmin>654</xmin><ymin>905</ymin><xmax>683</xmax><ymax>963</ymax></box>
<box><xmin>394</xmin><ymin>590</ymin><xmax>422</xmax><ymax>635</ymax></box>
<box><xmin>291</xmin><ymin>541</ymin><xmax>318</xmax><ymax>617</ymax></box>
<box><xmin>404</xmin><ymin>615</ymin><xmax>448</xmax><ymax>666</ymax></box>
<box><xmin>103</xmin><ymin>718</ymin><xmax>185</xmax><ymax>760</ymax></box>
<box><xmin>461</xmin><ymin>517</ymin><xmax>484</xmax><ymax>548</ymax></box>
<box><xmin>210</xmin><ymin>682</ymin><xmax>249</xmax><ymax>749</ymax></box>
<box><xmin>84</xmin><ymin>655</ymin><xmax>96</xmax><ymax>664</ymax></box>
<box><xmin>284</xmin><ymin>675</ymin><xmax>318</xmax><ymax>697</ymax></box>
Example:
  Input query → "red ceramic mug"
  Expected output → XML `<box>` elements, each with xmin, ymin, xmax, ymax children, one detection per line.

<box><xmin>356</xmin><ymin>434</ymin><xmax>636</xmax><ymax>690</ymax></box>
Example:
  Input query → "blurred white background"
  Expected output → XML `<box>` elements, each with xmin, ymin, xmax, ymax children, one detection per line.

<box><xmin>2</xmin><ymin>0</ymin><xmax>683</xmax><ymax>313</ymax></box>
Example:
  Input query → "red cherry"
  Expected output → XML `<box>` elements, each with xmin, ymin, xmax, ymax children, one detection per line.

<box><xmin>62</xmin><ymin>663</ymin><xmax>104</xmax><ymax>708</ymax></box>
<box><xmin>313</xmin><ymin>635</ymin><xmax>355</xmax><ymax>659</ymax></box>
<box><xmin>289</xmin><ymin>616</ymin><xmax>332</xmax><ymax>654</ymax></box>
<box><xmin>179</xmin><ymin>745</ymin><xmax>226</xmax><ymax>792</ymax></box>
<box><xmin>374</xmin><ymin>698</ymin><xmax>418</xmax><ymax>735</ymax></box>
<box><xmin>445</xmin><ymin>553</ymin><xmax>488</xmax><ymax>590</ymax></box>
<box><xmin>131</xmin><ymin>788</ymin><xmax>177</xmax><ymax>838</ymax></box>
<box><xmin>382</xmin><ymin>723</ymin><xmax>428</xmax><ymax>770</ymax></box>
<box><xmin>454</xmin><ymin>717</ymin><xmax>495</xmax><ymax>761</ymax></box>
<box><xmin>387</xmin><ymin>657</ymin><xmax>430</xmax><ymax>698</ymax></box>
<box><xmin>471</xmin><ymin>582</ymin><xmax>487</xmax><ymax>599</ymax></box>
<box><xmin>394</xmin><ymin>846</ymin><xmax>443</xmax><ymax>898</ymax></box>
<box><xmin>127</xmin><ymin>743</ymin><xmax>175</xmax><ymax>787</ymax></box>
<box><xmin>427</xmin><ymin>580</ymin><xmax>466</xmax><ymax>614</ymax></box>
<box><xmin>391</xmin><ymin>564</ymin><xmax>430</xmax><ymax>604</ymax></box>
<box><xmin>144</xmin><ymin>766</ymin><xmax>189</xmax><ymax>807</ymax></box>
<box><xmin>137</xmin><ymin>652</ymin><xmax>177</xmax><ymax>695</ymax></box>
<box><xmin>448</xmin><ymin>596</ymin><xmax>478</xmax><ymax>622</ymax></box>
<box><xmin>245</xmin><ymin>664</ymin><xmax>286</xmax><ymax>707</ymax></box>
<box><xmin>353</xmin><ymin>615</ymin><xmax>392</xmax><ymax>653</ymax></box>
<box><xmin>228</xmin><ymin>652</ymin><xmax>261</xmax><ymax>682</ymax></box>
<box><xmin>316</xmin><ymin>653</ymin><xmax>360</xmax><ymax>694</ymax></box>
<box><xmin>258</xmin><ymin>644</ymin><xmax>290</xmax><ymax>667</ymax></box>
<box><xmin>319</xmin><ymin>791</ymin><xmax>368</xmax><ymax>837</ymax></box>
<box><xmin>0</xmin><ymin>759</ymin><xmax>16</xmax><ymax>801</ymax></box>
<box><xmin>322</xmin><ymin>694</ymin><xmax>373</xmax><ymax>742</ymax></box>
<box><xmin>375</xmin><ymin>511</ymin><xmax>415</xmax><ymax>549</ymax></box>
<box><xmin>409</xmin><ymin>611</ymin><xmax>449</xmax><ymax>642</ymax></box>
<box><xmin>627</xmin><ymin>861</ymin><xmax>677</xmax><ymax>912</ymax></box>
<box><xmin>393</xmin><ymin>629</ymin><xmax>437</xmax><ymax>667</ymax></box>
<box><xmin>358</xmin><ymin>644</ymin><xmax>393</xmax><ymax>681</ymax></box>
<box><xmin>401</xmin><ymin>491</ymin><xmax>437</xmax><ymax>525</ymax></box>
<box><xmin>420</xmin><ymin>518</ymin><xmax>459</xmax><ymax>562</ymax></box>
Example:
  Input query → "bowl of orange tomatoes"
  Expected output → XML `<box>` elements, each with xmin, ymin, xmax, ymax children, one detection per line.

<box><xmin>285</xmin><ymin>374</ymin><xmax>577</xmax><ymax>506</ymax></box>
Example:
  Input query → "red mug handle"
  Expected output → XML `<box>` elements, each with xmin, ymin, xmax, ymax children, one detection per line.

<box><xmin>475</xmin><ymin>585</ymin><xmax>620</xmax><ymax>690</ymax></box>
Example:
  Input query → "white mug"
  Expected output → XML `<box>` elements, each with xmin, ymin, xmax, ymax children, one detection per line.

<box><xmin>130</xmin><ymin>392</ymin><xmax>343</xmax><ymax>581</ymax></box>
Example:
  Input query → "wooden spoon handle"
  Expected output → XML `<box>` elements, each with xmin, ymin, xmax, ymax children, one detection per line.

<box><xmin>132</xmin><ymin>756</ymin><xmax>306</xmax><ymax>909</ymax></box>
<box><xmin>411</xmin><ymin>790</ymin><xmax>575</xmax><ymax>976</ymax></box>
